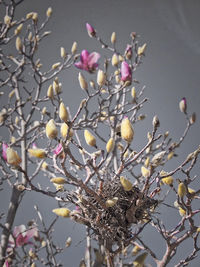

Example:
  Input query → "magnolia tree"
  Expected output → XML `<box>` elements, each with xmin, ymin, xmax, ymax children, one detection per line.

<box><xmin>0</xmin><ymin>1</ymin><xmax>200</xmax><ymax>267</ymax></box>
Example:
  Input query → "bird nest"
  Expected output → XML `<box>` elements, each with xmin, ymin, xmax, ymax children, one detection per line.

<box><xmin>71</xmin><ymin>179</ymin><xmax>158</xmax><ymax>251</ymax></box>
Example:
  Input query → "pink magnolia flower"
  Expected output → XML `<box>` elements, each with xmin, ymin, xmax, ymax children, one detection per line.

<box><xmin>8</xmin><ymin>225</ymin><xmax>37</xmax><ymax>248</ymax></box>
<box><xmin>75</xmin><ymin>50</ymin><xmax>100</xmax><ymax>73</ymax></box>
<box><xmin>86</xmin><ymin>23</ymin><xmax>96</xmax><ymax>37</ymax></box>
<box><xmin>120</xmin><ymin>61</ymin><xmax>132</xmax><ymax>82</ymax></box>
<box><xmin>53</xmin><ymin>143</ymin><xmax>63</xmax><ymax>155</ymax></box>
<box><xmin>2</xmin><ymin>143</ymin><xmax>8</xmax><ymax>161</ymax></box>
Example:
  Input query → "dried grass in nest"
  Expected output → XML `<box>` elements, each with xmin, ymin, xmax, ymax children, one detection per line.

<box><xmin>73</xmin><ymin>179</ymin><xmax>158</xmax><ymax>251</ymax></box>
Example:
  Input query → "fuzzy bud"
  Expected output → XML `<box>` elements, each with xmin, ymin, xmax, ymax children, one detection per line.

<box><xmin>111</xmin><ymin>53</ymin><xmax>118</xmax><ymax>67</ymax></box>
<box><xmin>106</xmin><ymin>197</ymin><xmax>118</xmax><ymax>207</ymax></box>
<box><xmin>141</xmin><ymin>166</ymin><xmax>150</xmax><ymax>178</ymax></box>
<box><xmin>133</xmin><ymin>252</ymin><xmax>148</xmax><ymax>266</ymax></box>
<box><xmin>4</xmin><ymin>15</ymin><xmax>11</xmax><ymax>25</ymax></box>
<box><xmin>78</xmin><ymin>72</ymin><xmax>88</xmax><ymax>91</ymax></box>
<box><xmin>179</xmin><ymin>97</ymin><xmax>187</xmax><ymax>113</ymax></box>
<box><xmin>152</xmin><ymin>115</ymin><xmax>160</xmax><ymax>128</ymax></box>
<box><xmin>52</xmin><ymin>208</ymin><xmax>71</xmax><ymax>218</ymax></box>
<box><xmin>47</xmin><ymin>84</ymin><xmax>54</xmax><ymax>99</ymax></box>
<box><xmin>52</xmin><ymin>62</ymin><xmax>61</xmax><ymax>69</ymax></box>
<box><xmin>84</xmin><ymin>130</ymin><xmax>96</xmax><ymax>147</ymax></box>
<box><xmin>160</xmin><ymin>170</ymin><xmax>173</xmax><ymax>186</ymax></box>
<box><xmin>60</xmin><ymin>47</ymin><xmax>67</xmax><ymax>59</ymax></box>
<box><xmin>97</xmin><ymin>69</ymin><xmax>106</xmax><ymax>86</ymax></box>
<box><xmin>178</xmin><ymin>182</ymin><xmax>187</xmax><ymax>198</ymax></box>
<box><xmin>28</xmin><ymin>148</ymin><xmax>46</xmax><ymax>159</ymax></box>
<box><xmin>46</xmin><ymin>119</ymin><xmax>58</xmax><ymax>139</ymax></box>
<box><xmin>6</xmin><ymin>148</ymin><xmax>21</xmax><ymax>166</ymax></box>
<box><xmin>120</xmin><ymin>176</ymin><xmax>133</xmax><ymax>191</ymax></box>
<box><xmin>60</xmin><ymin>123</ymin><xmax>73</xmax><ymax>139</ymax></box>
<box><xmin>106</xmin><ymin>138</ymin><xmax>115</xmax><ymax>153</ymax></box>
<box><xmin>14</xmin><ymin>23</ymin><xmax>23</xmax><ymax>35</ymax></box>
<box><xmin>137</xmin><ymin>43</ymin><xmax>147</xmax><ymax>56</ymax></box>
<box><xmin>46</xmin><ymin>7</ymin><xmax>53</xmax><ymax>17</ymax></box>
<box><xmin>59</xmin><ymin>102</ymin><xmax>68</xmax><ymax>122</ymax></box>
<box><xmin>121</xmin><ymin>117</ymin><xmax>134</xmax><ymax>143</ymax></box>
<box><xmin>71</xmin><ymin>41</ymin><xmax>77</xmax><ymax>54</ymax></box>
<box><xmin>189</xmin><ymin>112</ymin><xmax>196</xmax><ymax>124</ymax></box>
<box><xmin>111</xmin><ymin>32</ymin><xmax>116</xmax><ymax>44</ymax></box>
<box><xmin>16</xmin><ymin>36</ymin><xmax>22</xmax><ymax>52</ymax></box>
<box><xmin>50</xmin><ymin>177</ymin><xmax>66</xmax><ymax>184</ymax></box>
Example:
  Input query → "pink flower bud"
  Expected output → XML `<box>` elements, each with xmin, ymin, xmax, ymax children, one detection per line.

<box><xmin>120</xmin><ymin>61</ymin><xmax>132</xmax><ymax>82</ymax></box>
<box><xmin>86</xmin><ymin>23</ymin><xmax>96</xmax><ymax>37</ymax></box>
<box><xmin>53</xmin><ymin>143</ymin><xmax>63</xmax><ymax>155</ymax></box>
<box><xmin>2</xmin><ymin>142</ymin><xmax>8</xmax><ymax>161</ymax></box>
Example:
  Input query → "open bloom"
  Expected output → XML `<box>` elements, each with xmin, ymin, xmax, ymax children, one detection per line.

<box><xmin>120</xmin><ymin>61</ymin><xmax>132</xmax><ymax>82</ymax></box>
<box><xmin>75</xmin><ymin>50</ymin><xmax>100</xmax><ymax>73</ymax></box>
<box><xmin>2</xmin><ymin>142</ymin><xmax>8</xmax><ymax>161</ymax></box>
<box><xmin>8</xmin><ymin>225</ymin><xmax>37</xmax><ymax>248</ymax></box>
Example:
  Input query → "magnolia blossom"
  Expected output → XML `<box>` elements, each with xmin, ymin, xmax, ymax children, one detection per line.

<box><xmin>120</xmin><ymin>61</ymin><xmax>132</xmax><ymax>82</ymax></box>
<box><xmin>86</xmin><ymin>23</ymin><xmax>96</xmax><ymax>37</ymax></box>
<box><xmin>75</xmin><ymin>50</ymin><xmax>100</xmax><ymax>73</ymax></box>
<box><xmin>3</xmin><ymin>260</ymin><xmax>9</xmax><ymax>267</ymax></box>
<box><xmin>2</xmin><ymin>142</ymin><xmax>8</xmax><ymax>161</ymax></box>
<box><xmin>8</xmin><ymin>225</ymin><xmax>37</xmax><ymax>248</ymax></box>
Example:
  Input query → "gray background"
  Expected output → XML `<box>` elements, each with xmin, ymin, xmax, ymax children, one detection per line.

<box><xmin>1</xmin><ymin>0</ymin><xmax>200</xmax><ymax>266</ymax></box>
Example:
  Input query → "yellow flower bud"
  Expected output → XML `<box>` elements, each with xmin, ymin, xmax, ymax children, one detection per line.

<box><xmin>50</xmin><ymin>177</ymin><xmax>66</xmax><ymax>184</ymax></box>
<box><xmin>71</xmin><ymin>41</ymin><xmax>77</xmax><ymax>54</ymax></box>
<box><xmin>46</xmin><ymin>119</ymin><xmax>58</xmax><ymax>139</ymax></box>
<box><xmin>141</xmin><ymin>166</ymin><xmax>150</xmax><ymax>178</ymax></box>
<box><xmin>190</xmin><ymin>113</ymin><xmax>196</xmax><ymax>124</ymax></box>
<box><xmin>90</xmin><ymin>80</ymin><xmax>95</xmax><ymax>89</ymax></box>
<box><xmin>84</xmin><ymin>130</ymin><xmax>96</xmax><ymax>147</ymax></box>
<box><xmin>160</xmin><ymin>170</ymin><xmax>173</xmax><ymax>186</ymax></box>
<box><xmin>111</xmin><ymin>53</ymin><xmax>118</xmax><ymax>66</ymax></box>
<box><xmin>46</xmin><ymin>7</ymin><xmax>53</xmax><ymax>17</ymax></box>
<box><xmin>131</xmin><ymin>87</ymin><xmax>136</xmax><ymax>100</ymax></box>
<box><xmin>188</xmin><ymin>187</ymin><xmax>195</xmax><ymax>195</ymax></box>
<box><xmin>60</xmin><ymin>47</ymin><xmax>66</xmax><ymax>59</ymax></box>
<box><xmin>105</xmin><ymin>197</ymin><xmax>118</xmax><ymax>207</ymax></box>
<box><xmin>111</xmin><ymin>32</ymin><xmax>116</xmax><ymax>44</ymax></box>
<box><xmin>121</xmin><ymin>117</ymin><xmax>134</xmax><ymax>143</ymax></box>
<box><xmin>26</xmin><ymin>12</ymin><xmax>34</xmax><ymax>19</ymax></box>
<box><xmin>132</xmin><ymin>245</ymin><xmax>141</xmax><ymax>256</ymax></box>
<box><xmin>15</xmin><ymin>116</ymin><xmax>19</xmax><ymax>125</ymax></box>
<box><xmin>31</xmin><ymin>262</ymin><xmax>36</xmax><ymax>267</ymax></box>
<box><xmin>28</xmin><ymin>32</ymin><xmax>33</xmax><ymax>41</ymax></box>
<box><xmin>123</xmin><ymin>150</ymin><xmax>129</xmax><ymax>159</ymax></box>
<box><xmin>78</xmin><ymin>72</ymin><xmax>88</xmax><ymax>91</ymax></box>
<box><xmin>60</xmin><ymin>123</ymin><xmax>73</xmax><ymax>139</ymax></box>
<box><xmin>152</xmin><ymin>115</ymin><xmax>160</xmax><ymax>128</ymax></box>
<box><xmin>6</xmin><ymin>148</ymin><xmax>21</xmax><ymax>166</ymax></box>
<box><xmin>196</xmin><ymin>227</ymin><xmax>200</xmax><ymax>233</ymax></box>
<box><xmin>178</xmin><ymin>182</ymin><xmax>187</xmax><ymax>198</ymax></box>
<box><xmin>52</xmin><ymin>62</ymin><xmax>60</xmax><ymax>69</ymax></box>
<box><xmin>120</xmin><ymin>176</ymin><xmax>133</xmax><ymax>191</ymax></box>
<box><xmin>106</xmin><ymin>138</ymin><xmax>115</xmax><ymax>153</ymax></box>
<box><xmin>4</xmin><ymin>15</ymin><xmax>11</xmax><ymax>25</ymax></box>
<box><xmin>59</xmin><ymin>102</ymin><xmax>68</xmax><ymax>122</ymax></box>
<box><xmin>9</xmin><ymin>89</ymin><xmax>15</xmax><ymax>99</ymax></box>
<box><xmin>41</xmin><ymin>161</ymin><xmax>48</xmax><ymax>170</ymax></box>
<box><xmin>52</xmin><ymin>208</ymin><xmax>71</xmax><ymax>217</ymax></box>
<box><xmin>14</xmin><ymin>23</ymin><xmax>23</xmax><ymax>35</ymax></box>
<box><xmin>10</xmin><ymin>136</ymin><xmax>16</xmax><ymax>143</ymax></box>
<box><xmin>167</xmin><ymin>151</ymin><xmax>174</xmax><ymax>160</ymax></box>
<box><xmin>16</xmin><ymin>36</ymin><xmax>22</xmax><ymax>51</ymax></box>
<box><xmin>32</xmin><ymin>12</ymin><xmax>38</xmax><ymax>22</ymax></box>
<box><xmin>137</xmin><ymin>43</ymin><xmax>147</xmax><ymax>56</ymax></box>
<box><xmin>133</xmin><ymin>252</ymin><xmax>148</xmax><ymax>267</ymax></box>
<box><xmin>179</xmin><ymin>207</ymin><xmax>186</xmax><ymax>217</ymax></box>
<box><xmin>97</xmin><ymin>69</ymin><xmax>106</xmax><ymax>86</ymax></box>
<box><xmin>28</xmin><ymin>148</ymin><xmax>46</xmax><ymax>159</ymax></box>
<box><xmin>144</xmin><ymin>157</ymin><xmax>150</xmax><ymax>168</ymax></box>
<box><xmin>118</xmin><ymin>55</ymin><xmax>124</xmax><ymax>62</ymax></box>
<box><xmin>53</xmin><ymin>80</ymin><xmax>61</xmax><ymax>94</ymax></box>
<box><xmin>41</xmin><ymin>107</ymin><xmax>47</xmax><ymax>115</ymax></box>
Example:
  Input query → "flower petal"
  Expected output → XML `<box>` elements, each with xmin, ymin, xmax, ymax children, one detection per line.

<box><xmin>88</xmin><ymin>52</ymin><xmax>100</xmax><ymax>69</ymax></box>
<box><xmin>80</xmin><ymin>50</ymin><xmax>89</xmax><ymax>64</ymax></box>
<box><xmin>2</xmin><ymin>143</ymin><xmax>8</xmax><ymax>161</ymax></box>
<box><xmin>13</xmin><ymin>225</ymin><xmax>26</xmax><ymax>237</ymax></box>
<box><xmin>74</xmin><ymin>61</ymin><xmax>85</xmax><ymax>70</ymax></box>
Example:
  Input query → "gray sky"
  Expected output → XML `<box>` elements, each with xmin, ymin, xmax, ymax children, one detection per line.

<box><xmin>1</xmin><ymin>0</ymin><xmax>200</xmax><ymax>266</ymax></box>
